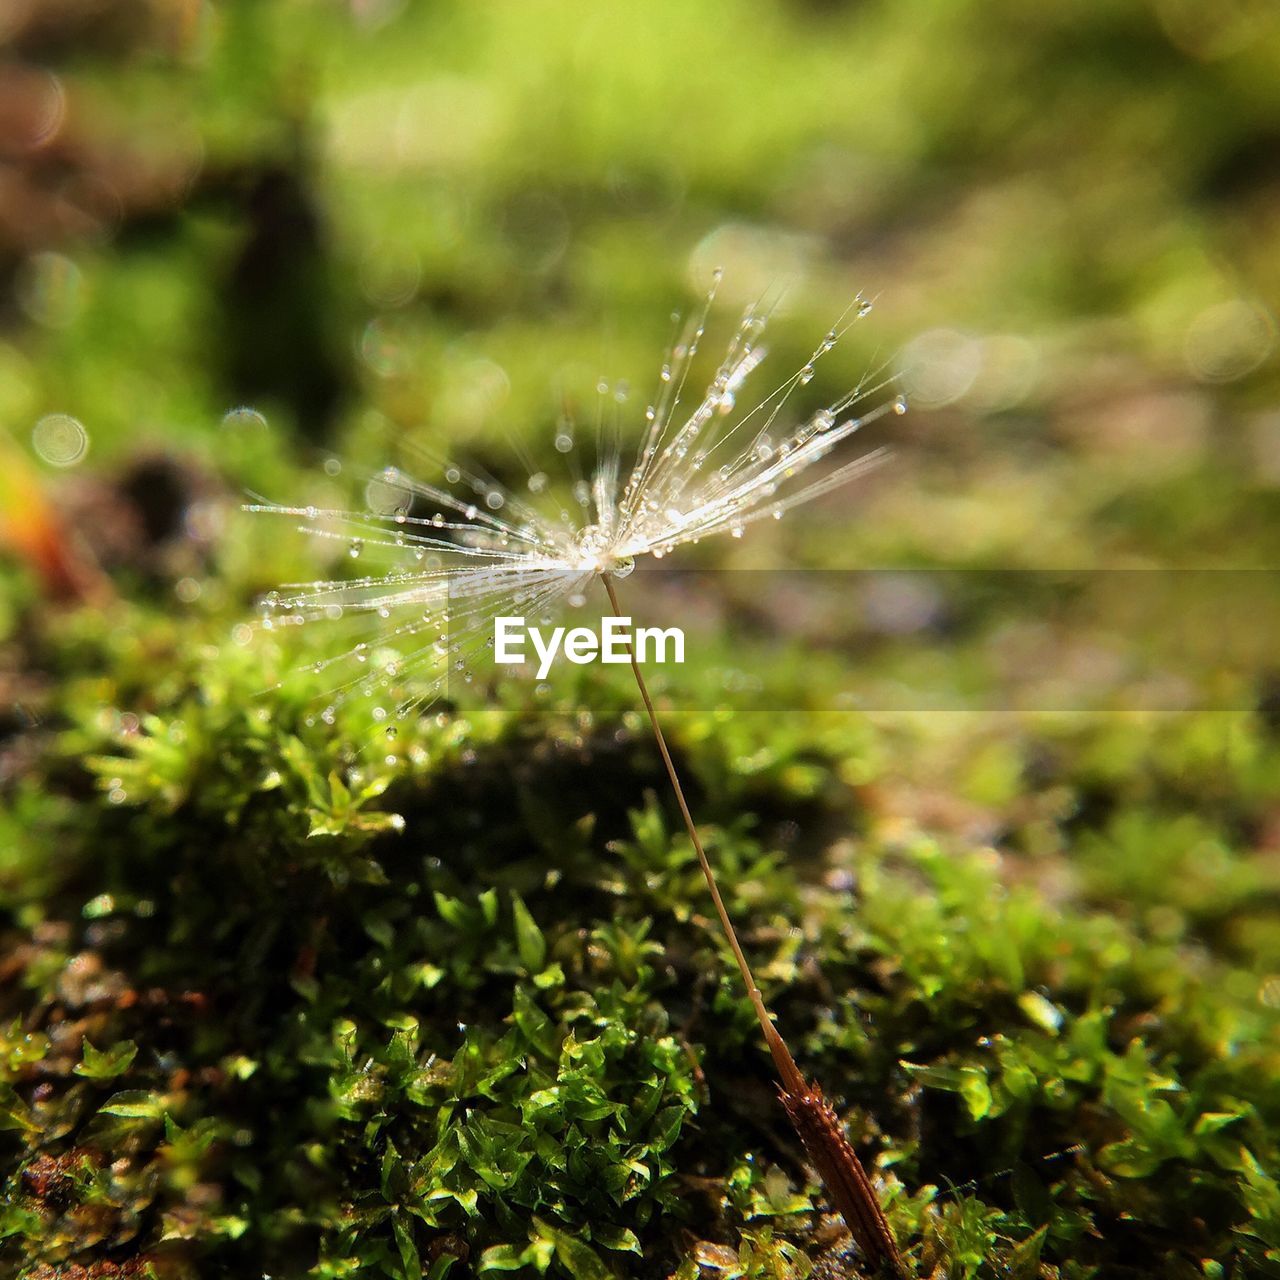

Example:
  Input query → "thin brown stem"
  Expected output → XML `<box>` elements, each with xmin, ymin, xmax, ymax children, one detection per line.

<box><xmin>601</xmin><ymin>572</ymin><xmax>804</xmax><ymax>1093</ymax></box>
<box><xmin>601</xmin><ymin>572</ymin><xmax>906</xmax><ymax>1276</ymax></box>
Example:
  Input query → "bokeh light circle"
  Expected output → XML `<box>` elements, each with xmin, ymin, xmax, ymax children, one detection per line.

<box><xmin>1184</xmin><ymin>299</ymin><xmax>1275</xmax><ymax>384</ymax></box>
<box><xmin>32</xmin><ymin>413</ymin><xmax>88</xmax><ymax>467</ymax></box>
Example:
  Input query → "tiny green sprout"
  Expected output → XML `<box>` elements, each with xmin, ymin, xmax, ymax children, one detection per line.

<box><xmin>74</xmin><ymin>1039</ymin><xmax>138</xmax><ymax>1081</ymax></box>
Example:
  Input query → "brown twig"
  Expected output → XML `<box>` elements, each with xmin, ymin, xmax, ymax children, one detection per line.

<box><xmin>602</xmin><ymin>572</ymin><xmax>906</xmax><ymax>1277</ymax></box>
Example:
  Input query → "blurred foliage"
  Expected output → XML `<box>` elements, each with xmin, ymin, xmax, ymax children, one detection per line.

<box><xmin>2</xmin><ymin>0</ymin><xmax>1280</xmax><ymax>1278</ymax></box>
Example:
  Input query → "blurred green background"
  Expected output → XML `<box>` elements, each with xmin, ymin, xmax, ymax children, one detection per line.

<box><xmin>4</xmin><ymin>3</ymin><xmax>1280</xmax><ymax>1279</ymax></box>
<box><xmin>3</xmin><ymin>0</ymin><xmax>1278</xmax><ymax>578</ymax></box>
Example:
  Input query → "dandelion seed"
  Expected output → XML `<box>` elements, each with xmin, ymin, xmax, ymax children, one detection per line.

<box><xmin>246</xmin><ymin>279</ymin><xmax>905</xmax><ymax>1269</ymax></box>
<box><xmin>247</xmin><ymin>281</ymin><xmax>894</xmax><ymax>715</ymax></box>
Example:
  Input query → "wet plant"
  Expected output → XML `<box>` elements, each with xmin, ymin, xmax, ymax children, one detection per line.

<box><xmin>251</xmin><ymin>277</ymin><xmax>909</xmax><ymax>1271</ymax></box>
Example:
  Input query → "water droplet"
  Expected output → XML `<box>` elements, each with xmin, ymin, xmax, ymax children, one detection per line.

<box><xmin>893</xmin><ymin>394</ymin><xmax>908</xmax><ymax>415</ymax></box>
<box><xmin>858</xmin><ymin>297</ymin><xmax>873</xmax><ymax>317</ymax></box>
<box><xmin>349</xmin><ymin>539</ymin><xmax>364</xmax><ymax>559</ymax></box>
<box><xmin>221</xmin><ymin>406</ymin><xmax>267</xmax><ymax>434</ymax></box>
<box><xmin>554</xmin><ymin>433</ymin><xmax>573</xmax><ymax>453</ymax></box>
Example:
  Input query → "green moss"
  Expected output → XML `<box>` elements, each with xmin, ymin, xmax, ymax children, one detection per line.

<box><xmin>3</xmin><ymin>605</ymin><xmax>1279</xmax><ymax>1276</ymax></box>
<box><xmin>5</xmin><ymin>0</ymin><xmax>1280</xmax><ymax>1275</ymax></box>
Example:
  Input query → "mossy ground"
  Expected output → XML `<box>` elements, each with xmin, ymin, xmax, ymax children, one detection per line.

<box><xmin>6</xmin><ymin>587</ymin><xmax>1280</xmax><ymax>1278</ymax></box>
<box><xmin>3</xmin><ymin>2</ymin><xmax>1280</xmax><ymax>1278</ymax></box>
